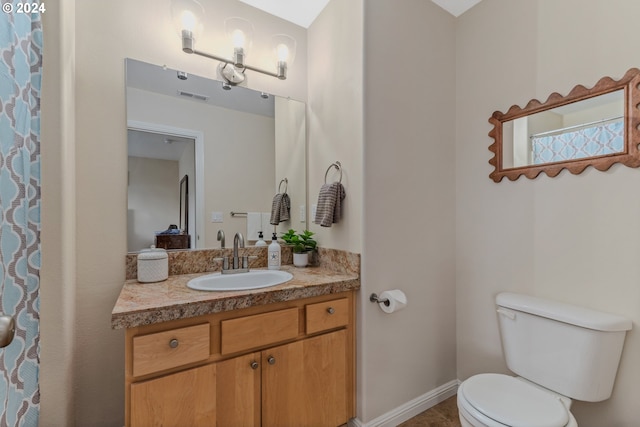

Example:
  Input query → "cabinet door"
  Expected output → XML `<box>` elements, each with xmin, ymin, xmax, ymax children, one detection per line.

<box><xmin>262</xmin><ymin>330</ymin><xmax>348</xmax><ymax>427</ymax></box>
<box><xmin>130</xmin><ymin>364</ymin><xmax>216</xmax><ymax>427</ymax></box>
<box><xmin>216</xmin><ymin>352</ymin><xmax>261</xmax><ymax>427</ymax></box>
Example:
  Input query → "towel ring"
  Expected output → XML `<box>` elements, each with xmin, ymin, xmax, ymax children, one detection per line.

<box><xmin>278</xmin><ymin>178</ymin><xmax>288</xmax><ymax>194</ymax></box>
<box><xmin>324</xmin><ymin>161</ymin><xmax>342</xmax><ymax>184</ymax></box>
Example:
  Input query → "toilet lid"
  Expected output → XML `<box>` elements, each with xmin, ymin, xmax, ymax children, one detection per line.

<box><xmin>461</xmin><ymin>374</ymin><xmax>569</xmax><ymax>427</ymax></box>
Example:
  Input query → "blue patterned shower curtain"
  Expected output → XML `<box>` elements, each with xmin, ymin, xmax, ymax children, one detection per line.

<box><xmin>0</xmin><ymin>3</ymin><xmax>42</xmax><ymax>426</ymax></box>
<box><xmin>532</xmin><ymin>121</ymin><xmax>624</xmax><ymax>164</ymax></box>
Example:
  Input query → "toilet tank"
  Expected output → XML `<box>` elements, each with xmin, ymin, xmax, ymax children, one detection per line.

<box><xmin>496</xmin><ymin>292</ymin><xmax>632</xmax><ymax>402</ymax></box>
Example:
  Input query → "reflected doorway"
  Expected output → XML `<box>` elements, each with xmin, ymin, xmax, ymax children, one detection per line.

<box><xmin>127</xmin><ymin>128</ymin><xmax>196</xmax><ymax>252</ymax></box>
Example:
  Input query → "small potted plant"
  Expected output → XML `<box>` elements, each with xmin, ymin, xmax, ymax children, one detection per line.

<box><xmin>281</xmin><ymin>229</ymin><xmax>317</xmax><ymax>267</ymax></box>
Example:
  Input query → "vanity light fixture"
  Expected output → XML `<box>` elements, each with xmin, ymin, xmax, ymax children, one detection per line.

<box><xmin>170</xmin><ymin>0</ymin><xmax>297</xmax><ymax>86</ymax></box>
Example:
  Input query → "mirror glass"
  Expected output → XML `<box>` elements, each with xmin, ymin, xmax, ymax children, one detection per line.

<box><xmin>126</xmin><ymin>58</ymin><xmax>306</xmax><ymax>252</ymax></box>
<box><xmin>501</xmin><ymin>90</ymin><xmax>624</xmax><ymax>169</ymax></box>
<box><xmin>489</xmin><ymin>68</ymin><xmax>640</xmax><ymax>182</ymax></box>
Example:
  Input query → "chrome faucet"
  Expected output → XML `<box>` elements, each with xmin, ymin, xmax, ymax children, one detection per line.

<box><xmin>217</xmin><ymin>232</ymin><xmax>256</xmax><ymax>274</ymax></box>
<box><xmin>232</xmin><ymin>232</ymin><xmax>245</xmax><ymax>269</ymax></box>
<box><xmin>217</xmin><ymin>229</ymin><xmax>225</xmax><ymax>248</ymax></box>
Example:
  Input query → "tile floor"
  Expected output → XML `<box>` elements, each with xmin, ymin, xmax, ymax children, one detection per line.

<box><xmin>398</xmin><ymin>395</ymin><xmax>462</xmax><ymax>427</ymax></box>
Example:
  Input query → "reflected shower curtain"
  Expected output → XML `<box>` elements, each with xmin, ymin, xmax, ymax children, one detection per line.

<box><xmin>532</xmin><ymin>121</ymin><xmax>624</xmax><ymax>164</ymax></box>
<box><xmin>0</xmin><ymin>3</ymin><xmax>43</xmax><ymax>426</ymax></box>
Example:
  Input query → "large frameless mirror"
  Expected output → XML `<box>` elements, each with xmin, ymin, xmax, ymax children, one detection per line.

<box><xmin>489</xmin><ymin>68</ymin><xmax>640</xmax><ymax>182</ymax></box>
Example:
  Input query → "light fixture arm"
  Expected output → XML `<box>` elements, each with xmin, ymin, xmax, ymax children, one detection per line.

<box><xmin>181</xmin><ymin>30</ymin><xmax>286</xmax><ymax>82</ymax></box>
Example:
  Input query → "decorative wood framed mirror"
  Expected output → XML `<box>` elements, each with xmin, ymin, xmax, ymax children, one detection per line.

<box><xmin>489</xmin><ymin>68</ymin><xmax>640</xmax><ymax>182</ymax></box>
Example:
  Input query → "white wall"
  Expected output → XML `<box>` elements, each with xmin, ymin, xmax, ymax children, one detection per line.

<box><xmin>360</xmin><ymin>0</ymin><xmax>457</xmax><ymax>422</ymax></box>
<box><xmin>562</xmin><ymin>100</ymin><xmax>622</xmax><ymax>127</ymax></box>
<box><xmin>456</xmin><ymin>1</ymin><xmax>640</xmax><ymax>425</ymax></box>
<box><xmin>41</xmin><ymin>0</ymin><xmax>307</xmax><ymax>425</ymax></box>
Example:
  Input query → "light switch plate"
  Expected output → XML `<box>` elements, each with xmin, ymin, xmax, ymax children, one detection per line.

<box><xmin>211</xmin><ymin>211</ymin><xmax>223</xmax><ymax>223</ymax></box>
<box><xmin>299</xmin><ymin>205</ymin><xmax>305</xmax><ymax>222</ymax></box>
<box><xmin>311</xmin><ymin>204</ymin><xmax>317</xmax><ymax>220</ymax></box>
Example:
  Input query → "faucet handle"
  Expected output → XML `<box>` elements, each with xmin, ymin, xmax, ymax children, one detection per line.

<box><xmin>213</xmin><ymin>256</ymin><xmax>229</xmax><ymax>270</ymax></box>
<box><xmin>242</xmin><ymin>255</ymin><xmax>259</xmax><ymax>269</ymax></box>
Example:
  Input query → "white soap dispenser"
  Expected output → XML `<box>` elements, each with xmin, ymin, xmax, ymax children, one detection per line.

<box><xmin>268</xmin><ymin>232</ymin><xmax>281</xmax><ymax>270</ymax></box>
<box><xmin>255</xmin><ymin>231</ymin><xmax>267</xmax><ymax>247</ymax></box>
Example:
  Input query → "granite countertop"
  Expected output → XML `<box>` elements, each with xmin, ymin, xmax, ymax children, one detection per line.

<box><xmin>111</xmin><ymin>265</ymin><xmax>360</xmax><ymax>329</ymax></box>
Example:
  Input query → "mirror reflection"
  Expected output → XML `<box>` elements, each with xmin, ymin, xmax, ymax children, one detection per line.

<box><xmin>125</xmin><ymin>58</ymin><xmax>306</xmax><ymax>252</ymax></box>
<box><xmin>502</xmin><ymin>90</ymin><xmax>624</xmax><ymax>169</ymax></box>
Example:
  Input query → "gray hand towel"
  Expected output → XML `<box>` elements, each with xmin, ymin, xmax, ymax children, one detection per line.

<box><xmin>270</xmin><ymin>193</ymin><xmax>291</xmax><ymax>225</ymax></box>
<box><xmin>314</xmin><ymin>182</ymin><xmax>346</xmax><ymax>227</ymax></box>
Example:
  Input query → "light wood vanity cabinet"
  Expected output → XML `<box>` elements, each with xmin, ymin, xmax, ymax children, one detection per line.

<box><xmin>124</xmin><ymin>291</ymin><xmax>355</xmax><ymax>427</ymax></box>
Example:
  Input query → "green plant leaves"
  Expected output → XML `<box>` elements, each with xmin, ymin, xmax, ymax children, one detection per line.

<box><xmin>280</xmin><ymin>229</ymin><xmax>316</xmax><ymax>253</ymax></box>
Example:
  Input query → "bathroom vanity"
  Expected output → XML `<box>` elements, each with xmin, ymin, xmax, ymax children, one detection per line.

<box><xmin>112</xmin><ymin>264</ymin><xmax>359</xmax><ymax>427</ymax></box>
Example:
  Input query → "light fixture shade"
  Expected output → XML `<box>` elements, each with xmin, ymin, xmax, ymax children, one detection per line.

<box><xmin>170</xmin><ymin>0</ymin><xmax>205</xmax><ymax>41</ymax></box>
<box><xmin>225</xmin><ymin>17</ymin><xmax>254</xmax><ymax>54</ymax></box>
<box><xmin>271</xmin><ymin>34</ymin><xmax>296</xmax><ymax>66</ymax></box>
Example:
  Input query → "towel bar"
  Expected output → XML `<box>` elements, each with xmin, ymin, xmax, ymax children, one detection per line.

<box><xmin>278</xmin><ymin>178</ymin><xmax>288</xmax><ymax>194</ymax></box>
<box><xmin>230</xmin><ymin>211</ymin><xmax>247</xmax><ymax>217</ymax></box>
<box><xmin>324</xmin><ymin>161</ymin><xmax>342</xmax><ymax>183</ymax></box>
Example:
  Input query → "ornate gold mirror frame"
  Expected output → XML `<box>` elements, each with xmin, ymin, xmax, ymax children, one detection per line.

<box><xmin>489</xmin><ymin>68</ymin><xmax>640</xmax><ymax>182</ymax></box>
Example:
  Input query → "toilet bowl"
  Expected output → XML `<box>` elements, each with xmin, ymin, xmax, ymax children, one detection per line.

<box><xmin>457</xmin><ymin>374</ymin><xmax>578</xmax><ymax>427</ymax></box>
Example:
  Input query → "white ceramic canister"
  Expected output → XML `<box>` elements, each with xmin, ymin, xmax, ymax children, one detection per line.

<box><xmin>137</xmin><ymin>246</ymin><xmax>168</xmax><ymax>283</ymax></box>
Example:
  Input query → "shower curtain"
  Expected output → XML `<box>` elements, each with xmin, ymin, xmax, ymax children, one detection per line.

<box><xmin>532</xmin><ymin>121</ymin><xmax>624</xmax><ymax>164</ymax></box>
<box><xmin>0</xmin><ymin>3</ymin><xmax>43</xmax><ymax>426</ymax></box>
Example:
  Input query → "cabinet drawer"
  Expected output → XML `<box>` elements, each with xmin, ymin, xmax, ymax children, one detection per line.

<box><xmin>306</xmin><ymin>298</ymin><xmax>349</xmax><ymax>334</ymax></box>
<box><xmin>133</xmin><ymin>323</ymin><xmax>210</xmax><ymax>377</ymax></box>
<box><xmin>221</xmin><ymin>308</ymin><xmax>298</xmax><ymax>354</ymax></box>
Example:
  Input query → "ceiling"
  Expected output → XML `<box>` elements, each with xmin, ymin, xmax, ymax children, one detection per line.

<box><xmin>237</xmin><ymin>0</ymin><xmax>482</xmax><ymax>27</ymax></box>
<box><xmin>431</xmin><ymin>0</ymin><xmax>482</xmax><ymax>17</ymax></box>
<box><xmin>237</xmin><ymin>0</ymin><xmax>330</xmax><ymax>28</ymax></box>
<box><xmin>128</xmin><ymin>129</ymin><xmax>194</xmax><ymax>162</ymax></box>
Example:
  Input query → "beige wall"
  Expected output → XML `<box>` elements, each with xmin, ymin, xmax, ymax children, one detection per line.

<box><xmin>275</xmin><ymin>97</ymin><xmax>307</xmax><ymax>232</ymax></box>
<box><xmin>360</xmin><ymin>0</ymin><xmax>457</xmax><ymax>422</ymax></box>
<box><xmin>307</xmin><ymin>0</ymin><xmax>363</xmax><ymax>254</ymax></box>
<box><xmin>456</xmin><ymin>1</ymin><xmax>640</xmax><ymax>425</ymax></box>
<box><xmin>40</xmin><ymin>0</ymin><xmax>307</xmax><ymax>425</ymax></box>
<box><xmin>40</xmin><ymin>0</ymin><xmax>76</xmax><ymax>424</ymax></box>
<box><xmin>127</xmin><ymin>156</ymin><xmax>180</xmax><ymax>251</ymax></box>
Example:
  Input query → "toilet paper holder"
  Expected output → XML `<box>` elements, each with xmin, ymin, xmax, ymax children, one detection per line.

<box><xmin>369</xmin><ymin>293</ymin><xmax>390</xmax><ymax>307</ymax></box>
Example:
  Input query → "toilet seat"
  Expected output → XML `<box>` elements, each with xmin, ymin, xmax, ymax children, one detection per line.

<box><xmin>458</xmin><ymin>374</ymin><xmax>571</xmax><ymax>427</ymax></box>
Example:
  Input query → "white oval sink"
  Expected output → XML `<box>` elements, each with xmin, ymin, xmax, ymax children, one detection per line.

<box><xmin>187</xmin><ymin>270</ymin><xmax>293</xmax><ymax>292</ymax></box>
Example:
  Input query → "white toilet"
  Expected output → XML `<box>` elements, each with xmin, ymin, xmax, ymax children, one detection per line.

<box><xmin>457</xmin><ymin>292</ymin><xmax>632</xmax><ymax>427</ymax></box>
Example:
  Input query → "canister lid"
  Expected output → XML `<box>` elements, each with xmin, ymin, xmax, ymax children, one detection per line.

<box><xmin>138</xmin><ymin>246</ymin><xmax>168</xmax><ymax>261</ymax></box>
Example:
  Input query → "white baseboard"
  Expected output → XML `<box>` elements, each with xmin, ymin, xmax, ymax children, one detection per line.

<box><xmin>348</xmin><ymin>379</ymin><xmax>460</xmax><ymax>427</ymax></box>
